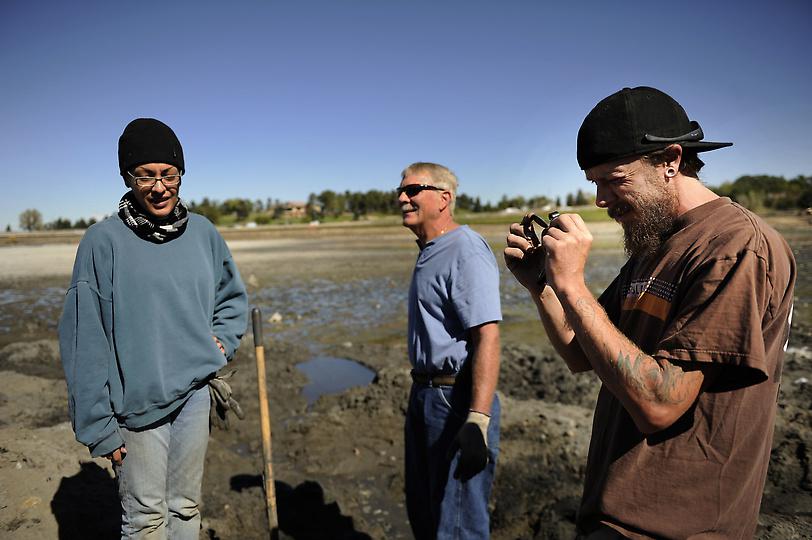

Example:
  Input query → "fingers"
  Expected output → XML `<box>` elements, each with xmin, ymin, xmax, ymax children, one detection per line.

<box><xmin>504</xmin><ymin>223</ymin><xmax>536</xmax><ymax>270</ymax></box>
<box><xmin>503</xmin><ymin>246</ymin><xmax>527</xmax><ymax>266</ymax></box>
<box><xmin>543</xmin><ymin>214</ymin><xmax>593</xmax><ymax>245</ymax></box>
<box><xmin>452</xmin><ymin>423</ymin><xmax>488</xmax><ymax>480</ymax></box>
<box><xmin>506</xmin><ymin>223</ymin><xmax>532</xmax><ymax>250</ymax></box>
<box><xmin>548</xmin><ymin>213</ymin><xmax>590</xmax><ymax>234</ymax></box>
<box><xmin>106</xmin><ymin>446</ymin><xmax>127</xmax><ymax>466</ymax></box>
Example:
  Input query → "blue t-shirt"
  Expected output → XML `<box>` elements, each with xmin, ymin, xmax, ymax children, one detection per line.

<box><xmin>407</xmin><ymin>225</ymin><xmax>502</xmax><ymax>374</ymax></box>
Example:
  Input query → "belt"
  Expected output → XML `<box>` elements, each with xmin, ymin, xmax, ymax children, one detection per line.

<box><xmin>410</xmin><ymin>370</ymin><xmax>457</xmax><ymax>387</ymax></box>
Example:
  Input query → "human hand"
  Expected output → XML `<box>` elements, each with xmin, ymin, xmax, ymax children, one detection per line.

<box><xmin>105</xmin><ymin>446</ymin><xmax>127</xmax><ymax>466</ymax></box>
<box><xmin>504</xmin><ymin>222</ymin><xmax>546</xmax><ymax>295</ymax></box>
<box><xmin>540</xmin><ymin>213</ymin><xmax>592</xmax><ymax>294</ymax></box>
<box><xmin>449</xmin><ymin>411</ymin><xmax>490</xmax><ymax>481</ymax></box>
<box><xmin>213</xmin><ymin>335</ymin><xmax>226</xmax><ymax>355</ymax></box>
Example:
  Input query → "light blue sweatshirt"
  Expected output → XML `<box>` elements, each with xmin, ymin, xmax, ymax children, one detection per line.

<box><xmin>58</xmin><ymin>213</ymin><xmax>248</xmax><ymax>457</ymax></box>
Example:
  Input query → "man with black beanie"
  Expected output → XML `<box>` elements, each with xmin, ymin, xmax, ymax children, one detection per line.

<box><xmin>504</xmin><ymin>87</ymin><xmax>796</xmax><ymax>538</ymax></box>
<box><xmin>59</xmin><ymin>118</ymin><xmax>248</xmax><ymax>538</ymax></box>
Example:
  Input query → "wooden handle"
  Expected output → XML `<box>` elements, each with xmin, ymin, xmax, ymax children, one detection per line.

<box><xmin>252</xmin><ymin>307</ymin><xmax>278</xmax><ymax>535</ymax></box>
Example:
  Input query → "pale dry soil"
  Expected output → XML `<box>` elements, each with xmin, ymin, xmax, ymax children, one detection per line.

<box><xmin>0</xmin><ymin>218</ymin><xmax>810</xmax><ymax>539</ymax></box>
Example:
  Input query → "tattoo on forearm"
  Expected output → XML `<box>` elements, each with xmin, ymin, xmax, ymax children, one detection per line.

<box><xmin>612</xmin><ymin>350</ymin><xmax>688</xmax><ymax>404</ymax></box>
<box><xmin>574</xmin><ymin>297</ymin><xmax>596</xmax><ymax>329</ymax></box>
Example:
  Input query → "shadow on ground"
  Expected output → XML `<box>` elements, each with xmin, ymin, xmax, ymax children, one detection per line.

<box><xmin>50</xmin><ymin>461</ymin><xmax>120</xmax><ymax>539</ymax></box>
<box><xmin>230</xmin><ymin>474</ymin><xmax>372</xmax><ymax>540</ymax></box>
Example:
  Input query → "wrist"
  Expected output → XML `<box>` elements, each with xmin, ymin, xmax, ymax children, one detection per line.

<box><xmin>466</xmin><ymin>410</ymin><xmax>490</xmax><ymax>432</ymax></box>
<box><xmin>534</xmin><ymin>284</ymin><xmax>555</xmax><ymax>306</ymax></box>
<box><xmin>556</xmin><ymin>280</ymin><xmax>591</xmax><ymax>305</ymax></box>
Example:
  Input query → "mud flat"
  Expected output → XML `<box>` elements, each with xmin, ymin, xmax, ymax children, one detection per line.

<box><xmin>0</xmin><ymin>218</ymin><xmax>810</xmax><ymax>539</ymax></box>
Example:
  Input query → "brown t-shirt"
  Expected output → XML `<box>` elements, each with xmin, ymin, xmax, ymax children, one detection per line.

<box><xmin>578</xmin><ymin>197</ymin><xmax>796</xmax><ymax>539</ymax></box>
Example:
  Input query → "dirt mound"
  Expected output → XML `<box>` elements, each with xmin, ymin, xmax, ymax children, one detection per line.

<box><xmin>500</xmin><ymin>344</ymin><xmax>600</xmax><ymax>408</ymax></box>
<box><xmin>0</xmin><ymin>340</ymin><xmax>62</xmax><ymax>380</ymax></box>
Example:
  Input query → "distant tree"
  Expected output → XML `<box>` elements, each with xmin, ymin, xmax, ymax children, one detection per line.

<box><xmin>6</xmin><ymin>224</ymin><xmax>11</xmax><ymax>232</ymax></box>
<box><xmin>188</xmin><ymin>197</ymin><xmax>221</xmax><ymax>224</ymax></box>
<box><xmin>574</xmin><ymin>189</ymin><xmax>588</xmax><ymax>206</ymax></box>
<box><xmin>714</xmin><ymin>174</ymin><xmax>812</xmax><ymax>210</ymax></box>
<box><xmin>45</xmin><ymin>217</ymin><xmax>73</xmax><ymax>230</ymax></box>
<box><xmin>221</xmin><ymin>198</ymin><xmax>253</xmax><ymax>220</ymax></box>
<box><xmin>317</xmin><ymin>190</ymin><xmax>345</xmax><ymax>217</ymax></box>
<box><xmin>565</xmin><ymin>193</ymin><xmax>574</xmax><ymax>207</ymax></box>
<box><xmin>74</xmin><ymin>218</ymin><xmax>89</xmax><ymax>229</ymax></box>
<box><xmin>795</xmin><ymin>175</ymin><xmax>812</xmax><ymax>207</ymax></box>
<box><xmin>19</xmin><ymin>208</ymin><xmax>43</xmax><ymax>231</ymax></box>
<box><xmin>456</xmin><ymin>193</ymin><xmax>475</xmax><ymax>212</ymax></box>
<box><xmin>555</xmin><ymin>197</ymin><xmax>561</xmax><ymax>207</ymax></box>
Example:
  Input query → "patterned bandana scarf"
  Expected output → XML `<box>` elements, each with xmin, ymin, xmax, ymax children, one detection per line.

<box><xmin>118</xmin><ymin>191</ymin><xmax>189</xmax><ymax>243</ymax></box>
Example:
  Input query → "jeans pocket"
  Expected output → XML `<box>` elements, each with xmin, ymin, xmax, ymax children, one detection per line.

<box><xmin>435</xmin><ymin>386</ymin><xmax>465</xmax><ymax>420</ymax></box>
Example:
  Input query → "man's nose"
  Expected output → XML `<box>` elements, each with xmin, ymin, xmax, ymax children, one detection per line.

<box><xmin>594</xmin><ymin>184</ymin><xmax>614</xmax><ymax>208</ymax></box>
<box><xmin>397</xmin><ymin>191</ymin><xmax>410</xmax><ymax>204</ymax></box>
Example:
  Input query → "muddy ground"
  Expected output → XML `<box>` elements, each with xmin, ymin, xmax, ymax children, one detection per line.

<box><xmin>0</xmin><ymin>217</ymin><xmax>810</xmax><ymax>539</ymax></box>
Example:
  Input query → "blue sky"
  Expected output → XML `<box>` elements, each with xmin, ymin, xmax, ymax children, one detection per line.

<box><xmin>1</xmin><ymin>0</ymin><xmax>810</xmax><ymax>228</ymax></box>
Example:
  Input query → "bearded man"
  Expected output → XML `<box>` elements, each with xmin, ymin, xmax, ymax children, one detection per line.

<box><xmin>504</xmin><ymin>87</ymin><xmax>796</xmax><ymax>538</ymax></box>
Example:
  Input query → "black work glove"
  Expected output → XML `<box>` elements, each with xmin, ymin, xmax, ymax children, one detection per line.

<box><xmin>449</xmin><ymin>410</ymin><xmax>490</xmax><ymax>481</ymax></box>
<box><xmin>208</xmin><ymin>369</ymin><xmax>245</xmax><ymax>430</ymax></box>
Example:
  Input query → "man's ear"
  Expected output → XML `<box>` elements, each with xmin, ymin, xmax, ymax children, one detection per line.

<box><xmin>441</xmin><ymin>190</ymin><xmax>453</xmax><ymax>210</ymax></box>
<box><xmin>664</xmin><ymin>144</ymin><xmax>683</xmax><ymax>174</ymax></box>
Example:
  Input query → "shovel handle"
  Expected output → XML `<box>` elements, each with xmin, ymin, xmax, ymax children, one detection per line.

<box><xmin>252</xmin><ymin>307</ymin><xmax>278</xmax><ymax>535</ymax></box>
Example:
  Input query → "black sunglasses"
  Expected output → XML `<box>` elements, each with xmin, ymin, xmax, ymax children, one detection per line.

<box><xmin>396</xmin><ymin>184</ymin><xmax>445</xmax><ymax>197</ymax></box>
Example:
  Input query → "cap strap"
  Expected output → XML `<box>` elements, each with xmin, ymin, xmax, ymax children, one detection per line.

<box><xmin>643</xmin><ymin>124</ymin><xmax>704</xmax><ymax>143</ymax></box>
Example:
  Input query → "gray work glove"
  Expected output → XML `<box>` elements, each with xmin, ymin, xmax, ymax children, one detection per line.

<box><xmin>449</xmin><ymin>410</ymin><xmax>490</xmax><ymax>481</ymax></box>
<box><xmin>208</xmin><ymin>370</ymin><xmax>245</xmax><ymax>430</ymax></box>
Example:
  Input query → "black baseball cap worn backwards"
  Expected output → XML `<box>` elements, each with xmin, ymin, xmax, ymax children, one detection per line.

<box><xmin>577</xmin><ymin>86</ymin><xmax>732</xmax><ymax>170</ymax></box>
<box><xmin>118</xmin><ymin>118</ymin><xmax>185</xmax><ymax>175</ymax></box>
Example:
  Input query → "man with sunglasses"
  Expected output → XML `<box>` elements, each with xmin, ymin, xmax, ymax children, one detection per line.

<box><xmin>398</xmin><ymin>162</ymin><xmax>502</xmax><ymax>539</ymax></box>
<box><xmin>59</xmin><ymin>118</ymin><xmax>248</xmax><ymax>538</ymax></box>
<box><xmin>505</xmin><ymin>87</ymin><xmax>796</xmax><ymax>537</ymax></box>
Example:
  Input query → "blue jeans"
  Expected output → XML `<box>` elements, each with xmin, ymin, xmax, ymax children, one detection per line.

<box><xmin>115</xmin><ymin>385</ymin><xmax>211</xmax><ymax>539</ymax></box>
<box><xmin>405</xmin><ymin>382</ymin><xmax>501</xmax><ymax>539</ymax></box>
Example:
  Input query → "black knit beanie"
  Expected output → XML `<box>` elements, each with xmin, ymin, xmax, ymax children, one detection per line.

<box><xmin>118</xmin><ymin>118</ymin><xmax>185</xmax><ymax>175</ymax></box>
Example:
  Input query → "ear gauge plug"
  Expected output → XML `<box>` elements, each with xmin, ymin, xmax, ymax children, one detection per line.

<box><xmin>666</xmin><ymin>167</ymin><xmax>677</xmax><ymax>177</ymax></box>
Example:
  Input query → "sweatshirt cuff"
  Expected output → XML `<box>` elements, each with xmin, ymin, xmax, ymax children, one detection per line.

<box><xmin>89</xmin><ymin>429</ymin><xmax>124</xmax><ymax>458</ymax></box>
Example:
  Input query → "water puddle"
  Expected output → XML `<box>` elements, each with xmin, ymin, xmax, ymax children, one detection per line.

<box><xmin>296</xmin><ymin>356</ymin><xmax>376</xmax><ymax>405</ymax></box>
<box><xmin>0</xmin><ymin>286</ymin><xmax>64</xmax><ymax>334</ymax></box>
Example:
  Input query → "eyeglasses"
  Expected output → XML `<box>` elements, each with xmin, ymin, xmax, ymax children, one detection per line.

<box><xmin>127</xmin><ymin>170</ymin><xmax>182</xmax><ymax>188</ymax></box>
<box><xmin>396</xmin><ymin>184</ymin><xmax>445</xmax><ymax>198</ymax></box>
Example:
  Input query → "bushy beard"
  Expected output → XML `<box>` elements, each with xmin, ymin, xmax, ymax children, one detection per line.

<box><xmin>620</xmin><ymin>177</ymin><xmax>679</xmax><ymax>257</ymax></box>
